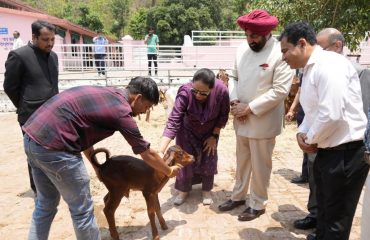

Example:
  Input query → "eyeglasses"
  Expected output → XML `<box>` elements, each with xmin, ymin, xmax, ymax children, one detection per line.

<box><xmin>191</xmin><ymin>88</ymin><xmax>210</xmax><ymax>97</ymax></box>
<box><xmin>322</xmin><ymin>43</ymin><xmax>335</xmax><ymax>51</ymax></box>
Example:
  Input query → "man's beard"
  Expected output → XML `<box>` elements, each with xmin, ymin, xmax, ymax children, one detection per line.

<box><xmin>248</xmin><ymin>37</ymin><xmax>268</xmax><ymax>52</ymax></box>
<box><xmin>249</xmin><ymin>41</ymin><xmax>265</xmax><ymax>52</ymax></box>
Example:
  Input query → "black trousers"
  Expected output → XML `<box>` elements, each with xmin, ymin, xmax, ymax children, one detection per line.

<box><xmin>315</xmin><ymin>141</ymin><xmax>369</xmax><ymax>240</ymax></box>
<box><xmin>307</xmin><ymin>153</ymin><xmax>317</xmax><ymax>218</ymax></box>
<box><xmin>94</xmin><ymin>53</ymin><xmax>106</xmax><ymax>75</ymax></box>
<box><xmin>147</xmin><ymin>54</ymin><xmax>158</xmax><ymax>75</ymax></box>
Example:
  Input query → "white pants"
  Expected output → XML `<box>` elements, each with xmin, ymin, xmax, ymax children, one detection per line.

<box><xmin>231</xmin><ymin>135</ymin><xmax>275</xmax><ymax>210</ymax></box>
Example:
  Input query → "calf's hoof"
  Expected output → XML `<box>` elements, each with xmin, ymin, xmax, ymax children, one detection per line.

<box><xmin>110</xmin><ymin>230</ymin><xmax>120</xmax><ymax>240</ymax></box>
<box><xmin>161</xmin><ymin>223</ymin><xmax>168</xmax><ymax>230</ymax></box>
<box><xmin>153</xmin><ymin>236</ymin><xmax>160</xmax><ymax>240</ymax></box>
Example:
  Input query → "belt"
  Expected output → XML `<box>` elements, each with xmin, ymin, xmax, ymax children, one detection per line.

<box><xmin>365</xmin><ymin>151</ymin><xmax>370</xmax><ymax>165</ymax></box>
<box><xmin>322</xmin><ymin>140</ymin><xmax>364</xmax><ymax>151</ymax></box>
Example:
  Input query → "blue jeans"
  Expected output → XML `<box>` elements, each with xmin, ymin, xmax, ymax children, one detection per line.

<box><xmin>24</xmin><ymin>134</ymin><xmax>100</xmax><ymax>240</ymax></box>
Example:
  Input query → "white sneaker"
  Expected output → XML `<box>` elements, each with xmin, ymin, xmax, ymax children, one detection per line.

<box><xmin>202</xmin><ymin>191</ymin><xmax>213</xmax><ymax>205</ymax></box>
<box><xmin>174</xmin><ymin>191</ymin><xmax>188</xmax><ymax>205</ymax></box>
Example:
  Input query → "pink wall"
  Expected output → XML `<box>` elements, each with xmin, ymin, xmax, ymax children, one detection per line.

<box><xmin>0</xmin><ymin>12</ymin><xmax>34</xmax><ymax>73</ymax></box>
<box><xmin>0</xmin><ymin>12</ymin><xmax>83</xmax><ymax>73</ymax></box>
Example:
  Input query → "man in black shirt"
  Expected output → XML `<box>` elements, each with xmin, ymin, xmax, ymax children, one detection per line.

<box><xmin>3</xmin><ymin>20</ymin><xmax>59</xmax><ymax>195</ymax></box>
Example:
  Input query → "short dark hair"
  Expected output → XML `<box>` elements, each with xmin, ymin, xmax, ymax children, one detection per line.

<box><xmin>32</xmin><ymin>20</ymin><xmax>56</xmax><ymax>37</ymax></box>
<box><xmin>279</xmin><ymin>22</ymin><xmax>317</xmax><ymax>46</ymax></box>
<box><xmin>126</xmin><ymin>77</ymin><xmax>159</xmax><ymax>105</ymax></box>
<box><xmin>192</xmin><ymin>68</ymin><xmax>215</xmax><ymax>89</ymax></box>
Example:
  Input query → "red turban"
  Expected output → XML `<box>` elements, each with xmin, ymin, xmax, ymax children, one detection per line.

<box><xmin>237</xmin><ymin>9</ymin><xmax>279</xmax><ymax>36</ymax></box>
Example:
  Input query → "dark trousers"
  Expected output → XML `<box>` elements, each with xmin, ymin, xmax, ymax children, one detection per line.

<box><xmin>20</xmin><ymin>124</ymin><xmax>36</xmax><ymax>193</ymax></box>
<box><xmin>307</xmin><ymin>153</ymin><xmax>317</xmax><ymax>218</ymax></box>
<box><xmin>301</xmin><ymin>152</ymin><xmax>309</xmax><ymax>179</ymax></box>
<box><xmin>315</xmin><ymin>142</ymin><xmax>369</xmax><ymax>240</ymax></box>
<box><xmin>94</xmin><ymin>54</ymin><xmax>106</xmax><ymax>75</ymax></box>
<box><xmin>147</xmin><ymin>54</ymin><xmax>158</xmax><ymax>75</ymax></box>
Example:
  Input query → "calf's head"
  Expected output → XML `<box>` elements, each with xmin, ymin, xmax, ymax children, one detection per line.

<box><xmin>164</xmin><ymin>145</ymin><xmax>194</xmax><ymax>168</ymax></box>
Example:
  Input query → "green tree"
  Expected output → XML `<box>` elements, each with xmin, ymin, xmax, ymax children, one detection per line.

<box><xmin>128</xmin><ymin>8</ymin><xmax>149</xmax><ymax>39</ymax></box>
<box><xmin>110</xmin><ymin>0</ymin><xmax>131</xmax><ymax>39</ymax></box>
<box><xmin>249</xmin><ymin>0</ymin><xmax>370</xmax><ymax>51</ymax></box>
<box><xmin>77</xmin><ymin>5</ymin><xmax>104</xmax><ymax>32</ymax></box>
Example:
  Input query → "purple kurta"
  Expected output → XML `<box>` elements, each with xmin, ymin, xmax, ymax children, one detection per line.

<box><xmin>163</xmin><ymin>80</ymin><xmax>230</xmax><ymax>180</ymax></box>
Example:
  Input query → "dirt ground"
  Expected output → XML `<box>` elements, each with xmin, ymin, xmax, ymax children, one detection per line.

<box><xmin>0</xmin><ymin>106</ymin><xmax>365</xmax><ymax>240</ymax></box>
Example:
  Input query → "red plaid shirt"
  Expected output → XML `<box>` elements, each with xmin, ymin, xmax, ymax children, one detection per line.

<box><xmin>23</xmin><ymin>86</ymin><xmax>150</xmax><ymax>154</ymax></box>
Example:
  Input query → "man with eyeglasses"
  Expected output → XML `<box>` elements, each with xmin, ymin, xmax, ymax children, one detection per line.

<box><xmin>316</xmin><ymin>28</ymin><xmax>370</xmax><ymax>115</ymax></box>
<box><xmin>280</xmin><ymin>22</ymin><xmax>369</xmax><ymax>240</ymax></box>
<box><xmin>218</xmin><ymin>9</ymin><xmax>293</xmax><ymax>221</ymax></box>
<box><xmin>291</xmin><ymin>28</ymin><xmax>370</xmax><ymax>237</ymax></box>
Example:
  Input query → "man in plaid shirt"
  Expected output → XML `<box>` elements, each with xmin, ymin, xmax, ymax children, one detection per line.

<box><xmin>22</xmin><ymin>77</ymin><xmax>181</xmax><ymax>240</ymax></box>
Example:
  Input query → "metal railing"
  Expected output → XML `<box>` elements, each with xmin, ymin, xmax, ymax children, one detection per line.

<box><xmin>191</xmin><ymin>30</ymin><xmax>245</xmax><ymax>45</ymax></box>
<box><xmin>53</xmin><ymin>43</ymin><xmax>238</xmax><ymax>73</ymax></box>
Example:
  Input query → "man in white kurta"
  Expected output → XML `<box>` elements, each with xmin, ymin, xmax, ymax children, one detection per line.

<box><xmin>280</xmin><ymin>22</ymin><xmax>369</xmax><ymax>240</ymax></box>
<box><xmin>12</xmin><ymin>31</ymin><xmax>23</xmax><ymax>50</ymax></box>
<box><xmin>218</xmin><ymin>9</ymin><xmax>293</xmax><ymax>221</ymax></box>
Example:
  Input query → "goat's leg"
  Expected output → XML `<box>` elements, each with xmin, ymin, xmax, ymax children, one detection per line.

<box><xmin>143</xmin><ymin>192</ymin><xmax>159</xmax><ymax>240</ymax></box>
<box><xmin>103</xmin><ymin>190</ymin><xmax>124</xmax><ymax>240</ymax></box>
<box><xmin>145</xmin><ymin>109</ymin><xmax>151</xmax><ymax>122</ymax></box>
<box><xmin>154</xmin><ymin>194</ymin><xmax>168</xmax><ymax>230</ymax></box>
<box><xmin>103</xmin><ymin>192</ymin><xmax>110</xmax><ymax>204</ymax></box>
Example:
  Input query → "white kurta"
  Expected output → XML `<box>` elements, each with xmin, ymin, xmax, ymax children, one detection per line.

<box><xmin>229</xmin><ymin>37</ymin><xmax>293</xmax><ymax>139</ymax></box>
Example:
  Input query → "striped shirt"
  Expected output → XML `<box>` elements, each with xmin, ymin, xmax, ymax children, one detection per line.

<box><xmin>23</xmin><ymin>86</ymin><xmax>150</xmax><ymax>154</ymax></box>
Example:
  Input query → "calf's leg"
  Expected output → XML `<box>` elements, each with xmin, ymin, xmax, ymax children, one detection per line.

<box><xmin>154</xmin><ymin>194</ymin><xmax>168</xmax><ymax>230</ymax></box>
<box><xmin>104</xmin><ymin>190</ymin><xmax>124</xmax><ymax>240</ymax></box>
<box><xmin>143</xmin><ymin>192</ymin><xmax>159</xmax><ymax>240</ymax></box>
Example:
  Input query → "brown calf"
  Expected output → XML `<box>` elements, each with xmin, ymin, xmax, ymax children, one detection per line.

<box><xmin>91</xmin><ymin>146</ymin><xmax>194</xmax><ymax>240</ymax></box>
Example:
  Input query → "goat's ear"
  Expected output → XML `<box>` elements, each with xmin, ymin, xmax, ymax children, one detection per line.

<box><xmin>164</xmin><ymin>151</ymin><xmax>175</xmax><ymax>165</ymax></box>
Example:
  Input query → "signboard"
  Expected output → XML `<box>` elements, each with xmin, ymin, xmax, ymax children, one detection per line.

<box><xmin>0</xmin><ymin>28</ymin><xmax>9</xmax><ymax>35</ymax></box>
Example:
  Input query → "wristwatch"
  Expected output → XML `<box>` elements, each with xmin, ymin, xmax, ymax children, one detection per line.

<box><xmin>211</xmin><ymin>133</ymin><xmax>219</xmax><ymax>140</ymax></box>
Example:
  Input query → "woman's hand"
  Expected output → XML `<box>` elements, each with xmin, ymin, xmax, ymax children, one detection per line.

<box><xmin>203</xmin><ymin>136</ymin><xmax>218</xmax><ymax>156</ymax></box>
<box><xmin>285</xmin><ymin>111</ymin><xmax>295</xmax><ymax>121</ymax></box>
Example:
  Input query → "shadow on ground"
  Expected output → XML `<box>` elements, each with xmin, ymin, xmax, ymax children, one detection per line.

<box><xmin>273</xmin><ymin>168</ymin><xmax>309</xmax><ymax>189</ymax></box>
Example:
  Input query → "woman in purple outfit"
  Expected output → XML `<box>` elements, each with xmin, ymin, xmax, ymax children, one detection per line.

<box><xmin>159</xmin><ymin>68</ymin><xmax>230</xmax><ymax>205</ymax></box>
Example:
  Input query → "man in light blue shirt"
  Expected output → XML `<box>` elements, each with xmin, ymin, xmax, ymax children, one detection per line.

<box><xmin>144</xmin><ymin>26</ymin><xmax>159</xmax><ymax>76</ymax></box>
<box><xmin>93</xmin><ymin>31</ymin><xmax>108</xmax><ymax>76</ymax></box>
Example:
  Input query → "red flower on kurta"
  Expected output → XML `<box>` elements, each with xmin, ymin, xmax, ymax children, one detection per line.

<box><xmin>259</xmin><ymin>63</ymin><xmax>269</xmax><ymax>70</ymax></box>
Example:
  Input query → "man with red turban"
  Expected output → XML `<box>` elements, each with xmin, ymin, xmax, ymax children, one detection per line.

<box><xmin>218</xmin><ymin>9</ymin><xmax>293</xmax><ymax>221</ymax></box>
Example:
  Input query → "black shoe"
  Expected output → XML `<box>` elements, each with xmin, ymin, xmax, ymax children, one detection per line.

<box><xmin>291</xmin><ymin>175</ymin><xmax>308</xmax><ymax>184</ymax></box>
<box><xmin>306</xmin><ymin>232</ymin><xmax>316</xmax><ymax>240</ymax></box>
<box><xmin>238</xmin><ymin>207</ymin><xmax>265</xmax><ymax>221</ymax></box>
<box><xmin>294</xmin><ymin>216</ymin><xmax>317</xmax><ymax>230</ymax></box>
<box><xmin>218</xmin><ymin>199</ymin><xmax>245</xmax><ymax>212</ymax></box>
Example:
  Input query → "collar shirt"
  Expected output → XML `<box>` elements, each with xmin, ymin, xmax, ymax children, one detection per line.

<box><xmin>299</xmin><ymin>46</ymin><xmax>367</xmax><ymax>148</ymax></box>
<box><xmin>12</xmin><ymin>37</ymin><xmax>24</xmax><ymax>50</ymax></box>
<box><xmin>23</xmin><ymin>86</ymin><xmax>150</xmax><ymax>154</ymax></box>
<box><xmin>93</xmin><ymin>36</ymin><xmax>108</xmax><ymax>54</ymax></box>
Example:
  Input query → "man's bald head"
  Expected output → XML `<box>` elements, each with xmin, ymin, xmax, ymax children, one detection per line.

<box><xmin>316</xmin><ymin>28</ymin><xmax>344</xmax><ymax>53</ymax></box>
<box><xmin>316</xmin><ymin>28</ymin><xmax>345</xmax><ymax>53</ymax></box>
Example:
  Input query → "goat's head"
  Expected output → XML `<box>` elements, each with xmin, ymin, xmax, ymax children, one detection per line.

<box><xmin>216</xmin><ymin>69</ymin><xmax>229</xmax><ymax>87</ymax></box>
<box><xmin>158</xmin><ymin>86</ymin><xmax>168</xmax><ymax>103</ymax></box>
<box><xmin>164</xmin><ymin>145</ymin><xmax>194</xmax><ymax>167</ymax></box>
